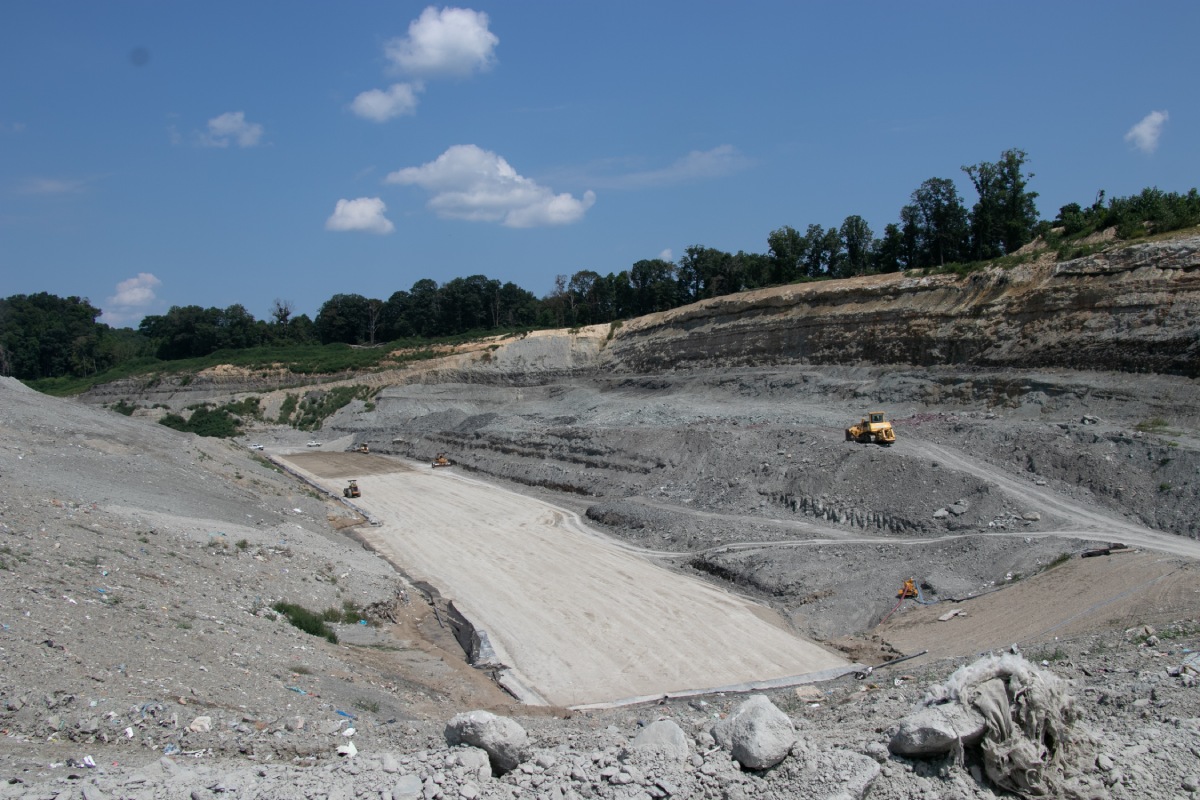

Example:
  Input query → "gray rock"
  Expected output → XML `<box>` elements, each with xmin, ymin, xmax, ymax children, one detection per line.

<box><xmin>445</xmin><ymin>710</ymin><xmax>530</xmax><ymax>774</ymax></box>
<box><xmin>888</xmin><ymin>704</ymin><xmax>987</xmax><ymax>756</ymax></box>
<box><xmin>627</xmin><ymin>719</ymin><xmax>689</xmax><ymax>761</ymax></box>
<box><xmin>711</xmin><ymin>695</ymin><xmax>796</xmax><ymax>770</ymax></box>
<box><xmin>393</xmin><ymin>773</ymin><xmax>423</xmax><ymax>800</ymax></box>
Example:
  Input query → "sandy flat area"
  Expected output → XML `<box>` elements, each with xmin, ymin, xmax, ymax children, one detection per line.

<box><xmin>282</xmin><ymin>452</ymin><xmax>850</xmax><ymax>707</ymax></box>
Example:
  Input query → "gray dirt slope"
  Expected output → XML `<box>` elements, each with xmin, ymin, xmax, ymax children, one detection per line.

<box><xmin>3</xmin><ymin>358</ymin><xmax>1200</xmax><ymax>799</ymax></box>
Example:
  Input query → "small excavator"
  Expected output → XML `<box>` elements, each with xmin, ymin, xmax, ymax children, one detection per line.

<box><xmin>846</xmin><ymin>410</ymin><xmax>896</xmax><ymax>446</ymax></box>
<box><xmin>343</xmin><ymin>480</ymin><xmax>360</xmax><ymax>498</ymax></box>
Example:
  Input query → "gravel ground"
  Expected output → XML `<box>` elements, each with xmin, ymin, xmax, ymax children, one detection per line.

<box><xmin>3</xmin><ymin>365</ymin><xmax>1200</xmax><ymax>799</ymax></box>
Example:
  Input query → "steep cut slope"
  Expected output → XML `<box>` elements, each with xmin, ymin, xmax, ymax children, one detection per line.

<box><xmin>604</xmin><ymin>237</ymin><xmax>1200</xmax><ymax>376</ymax></box>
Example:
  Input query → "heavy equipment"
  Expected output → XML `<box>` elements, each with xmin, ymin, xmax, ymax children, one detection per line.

<box><xmin>343</xmin><ymin>480</ymin><xmax>360</xmax><ymax>498</ymax></box>
<box><xmin>356</xmin><ymin>443</ymin><xmax>369</xmax><ymax>454</ymax></box>
<box><xmin>846</xmin><ymin>411</ymin><xmax>895</xmax><ymax>446</ymax></box>
<box><xmin>431</xmin><ymin>453</ymin><xmax>452</xmax><ymax>468</ymax></box>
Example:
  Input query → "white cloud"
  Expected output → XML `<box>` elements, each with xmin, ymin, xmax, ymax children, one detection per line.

<box><xmin>326</xmin><ymin>197</ymin><xmax>395</xmax><ymax>234</ymax></box>
<box><xmin>19</xmin><ymin>177</ymin><xmax>88</xmax><ymax>195</ymax></box>
<box><xmin>200</xmin><ymin>111</ymin><xmax>264</xmax><ymax>148</ymax></box>
<box><xmin>102</xmin><ymin>273</ymin><xmax>162</xmax><ymax>326</ymax></box>
<box><xmin>658</xmin><ymin>248</ymin><xmax>673</xmax><ymax>262</ymax></box>
<box><xmin>607</xmin><ymin>145</ymin><xmax>750</xmax><ymax>189</ymax></box>
<box><xmin>385</xmin><ymin>144</ymin><xmax>595</xmax><ymax>228</ymax></box>
<box><xmin>1125</xmin><ymin>110</ymin><xmax>1169</xmax><ymax>154</ymax></box>
<box><xmin>350</xmin><ymin>82</ymin><xmax>423</xmax><ymax>122</ymax></box>
<box><xmin>553</xmin><ymin>145</ymin><xmax>752</xmax><ymax>190</ymax></box>
<box><xmin>384</xmin><ymin>6</ymin><xmax>498</xmax><ymax>77</ymax></box>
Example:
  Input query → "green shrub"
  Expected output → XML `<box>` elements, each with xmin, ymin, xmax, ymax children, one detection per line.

<box><xmin>110</xmin><ymin>399</ymin><xmax>137</xmax><ymax>416</ymax></box>
<box><xmin>273</xmin><ymin>602</ymin><xmax>339</xmax><ymax>644</ymax></box>
<box><xmin>278</xmin><ymin>393</ymin><xmax>299</xmax><ymax>424</ymax></box>
<box><xmin>158</xmin><ymin>405</ymin><xmax>240</xmax><ymax>438</ymax></box>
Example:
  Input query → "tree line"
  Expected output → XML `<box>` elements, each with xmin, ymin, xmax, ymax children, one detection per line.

<box><xmin>3</xmin><ymin>148</ymin><xmax>1198</xmax><ymax>382</ymax></box>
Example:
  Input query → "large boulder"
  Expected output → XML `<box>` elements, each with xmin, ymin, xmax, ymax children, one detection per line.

<box><xmin>888</xmin><ymin>704</ymin><xmax>986</xmax><ymax>756</ymax></box>
<box><xmin>626</xmin><ymin>719</ymin><xmax>689</xmax><ymax>761</ymax></box>
<box><xmin>712</xmin><ymin>695</ymin><xmax>796</xmax><ymax>770</ymax></box>
<box><xmin>444</xmin><ymin>710</ymin><xmax>530</xmax><ymax>774</ymax></box>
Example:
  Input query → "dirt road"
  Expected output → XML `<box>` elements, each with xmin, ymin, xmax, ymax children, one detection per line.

<box><xmin>281</xmin><ymin>452</ymin><xmax>852</xmax><ymax>707</ymax></box>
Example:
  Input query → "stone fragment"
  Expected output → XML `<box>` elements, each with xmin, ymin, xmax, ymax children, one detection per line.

<box><xmin>392</xmin><ymin>774</ymin><xmax>423</xmax><ymax>799</ymax></box>
<box><xmin>711</xmin><ymin>694</ymin><xmax>796</xmax><ymax>770</ymax></box>
<box><xmin>888</xmin><ymin>704</ymin><xmax>986</xmax><ymax>756</ymax></box>
<box><xmin>445</xmin><ymin>710</ymin><xmax>530</xmax><ymax>774</ymax></box>
<box><xmin>186</xmin><ymin>716</ymin><xmax>211</xmax><ymax>733</ymax></box>
<box><xmin>627</xmin><ymin>719</ymin><xmax>689</xmax><ymax>761</ymax></box>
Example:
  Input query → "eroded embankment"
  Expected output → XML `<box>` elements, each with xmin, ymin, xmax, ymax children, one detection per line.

<box><xmin>602</xmin><ymin>237</ymin><xmax>1200</xmax><ymax>377</ymax></box>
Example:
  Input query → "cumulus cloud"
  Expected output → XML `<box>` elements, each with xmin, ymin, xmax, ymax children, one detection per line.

<box><xmin>351</xmin><ymin>7</ymin><xmax>497</xmax><ymax>123</ymax></box>
<box><xmin>658</xmin><ymin>248</ymin><xmax>673</xmax><ymax>262</ymax></box>
<box><xmin>1125</xmin><ymin>110</ymin><xmax>1169</xmax><ymax>154</ymax></box>
<box><xmin>200</xmin><ymin>111</ymin><xmax>264</xmax><ymax>148</ymax></box>
<box><xmin>385</xmin><ymin>144</ymin><xmax>595</xmax><ymax>228</ymax></box>
<box><xmin>384</xmin><ymin>6</ymin><xmax>498</xmax><ymax>77</ymax></box>
<box><xmin>350</xmin><ymin>82</ymin><xmax>423</xmax><ymax>122</ymax></box>
<box><xmin>102</xmin><ymin>273</ymin><xmax>162</xmax><ymax>326</ymax></box>
<box><xmin>326</xmin><ymin>197</ymin><xmax>395</xmax><ymax>234</ymax></box>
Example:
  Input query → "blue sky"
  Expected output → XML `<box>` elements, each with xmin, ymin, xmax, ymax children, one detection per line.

<box><xmin>2</xmin><ymin>2</ymin><xmax>1196</xmax><ymax>327</ymax></box>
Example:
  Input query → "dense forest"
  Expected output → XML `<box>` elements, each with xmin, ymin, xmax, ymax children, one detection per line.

<box><xmin>3</xmin><ymin>148</ymin><xmax>1198</xmax><ymax>385</ymax></box>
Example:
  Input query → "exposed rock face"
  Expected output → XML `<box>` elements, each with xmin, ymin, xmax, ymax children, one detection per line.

<box><xmin>603</xmin><ymin>237</ymin><xmax>1200</xmax><ymax>377</ymax></box>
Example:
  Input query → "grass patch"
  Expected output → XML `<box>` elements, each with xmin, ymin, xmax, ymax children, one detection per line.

<box><xmin>1044</xmin><ymin>552</ymin><xmax>1072</xmax><ymax>571</ymax></box>
<box><xmin>322</xmin><ymin>600</ymin><xmax>368</xmax><ymax>625</ymax></box>
<box><xmin>273</xmin><ymin>602</ymin><xmax>339</xmax><ymax>644</ymax></box>
<box><xmin>109</xmin><ymin>399</ymin><xmax>138</xmax><ymax>416</ymax></box>
<box><xmin>353</xmin><ymin>698</ymin><xmax>381</xmax><ymax>714</ymax></box>
<box><xmin>1030</xmin><ymin>645</ymin><xmax>1068</xmax><ymax>663</ymax></box>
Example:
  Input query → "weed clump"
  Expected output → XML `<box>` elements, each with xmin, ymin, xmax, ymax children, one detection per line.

<box><xmin>273</xmin><ymin>601</ymin><xmax>339</xmax><ymax>644</ymax></box>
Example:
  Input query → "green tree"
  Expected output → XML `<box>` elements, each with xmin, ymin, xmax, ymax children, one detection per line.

<box><xmin>838</xmin><ymin>215</ymin><xmax>874</xmax><ymax>277</ymax></box>
<box><xmin>911</xmin><ymin>177</ymin><xmax>968</xmax><ymax>267</ymax></box>
<box><xmin>767</xmin><ymin>226</ymin><xmax>808</xmax><ymax>284</ymax></box>
<box><xmin>140</xmin><ymin>305</ymin><xmax>222</xmax><ymax>360</ymax></box>
<box><xmin>405</xmin><ymin>279</ymin><xmax>441</xmax><ymax>337</ymax></box>
<box><xmin>314</xmin><ymin>294</ymin><xmax>372</xmax><ymax>345</ymax></box>
<box><xmin>0</xmin><ymin>293</ymin><xmax>108</xmax><ymax>379</ymax></box>
<box><xmin>872</xmin><ymin>223</ymin><xmax>906</xmax><ymax>273</ymax></box>
<box><xmin>629</xmin><ymin>259</ymin><xmax>676</xmax><ymax>315</ymax></box>
<box><xmin>963</xmin><ymin>148</ymin><xmax>1039</xmax><ymax>259</ymax></box>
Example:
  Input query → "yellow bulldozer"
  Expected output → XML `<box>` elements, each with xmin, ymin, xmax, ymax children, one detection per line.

<box><xmin>431</xmin><ymin>453</ymin><xmax>452</xmax><ymax>468</ymax></box>
<box><xmin>846</xmin><ymin>411</ymin><xmax>895</xmax><ymax>446</ymax></box>
<box><xmin>343</xmin><ymin>480</ymin><xmax>360</xmax><ymax>498</ymax></box>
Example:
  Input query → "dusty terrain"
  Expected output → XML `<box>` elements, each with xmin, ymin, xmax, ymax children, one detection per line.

<box><xmin>3</xmin><ymin>235</ymin><xmax>1199</xmax><ymax>798</ymax></box>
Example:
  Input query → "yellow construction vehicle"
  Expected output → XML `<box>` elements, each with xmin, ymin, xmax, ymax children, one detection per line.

<box><xmin>343</xmin><ymin>480</ymin><xmax>360</xmax><ymax>498</ymax></box>
<box><xmin>846</xmin><ymin>410</ymin><xmax>895</xmax><ymax>446</ymax></box>
<box><xmin>356</xmin><ymin>443</ymin><xmax>369</xmax><ymax>454</ymax></box>
<box><xmin>431</xmin><ymin>453</ymin><xmax>452</xmax><ymax>468</ymax></box>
